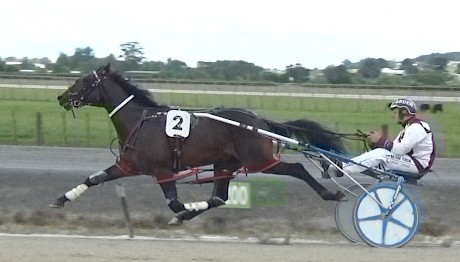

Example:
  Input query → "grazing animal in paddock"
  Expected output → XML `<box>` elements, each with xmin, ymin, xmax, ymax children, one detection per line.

<box><xmin>50</xmin><ymin>64</ymin><xmax>346</xmax><ymax>225</ymax></box>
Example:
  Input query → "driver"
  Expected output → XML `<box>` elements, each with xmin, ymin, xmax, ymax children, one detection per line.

<box><xmin>330</xmin><ymin>98</ymin><xmax>436</xmax><ymax>177</ymax></box>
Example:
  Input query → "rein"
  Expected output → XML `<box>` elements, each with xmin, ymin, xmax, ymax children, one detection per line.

<box><xmin>267</xmin><ymin>120</ymin><xmax>370</xmax><ymax>152</ymax></box>
<box><xmin>335</xmin><ymin>129</ymin><xmax>371</xmax><ymax>152</ymax></box>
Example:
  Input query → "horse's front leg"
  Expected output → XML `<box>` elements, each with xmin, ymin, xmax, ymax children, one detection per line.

<box><xmin>49</xmin><ymin>165</ymin><xmax>124</xmax><ymax>208</ymax></box>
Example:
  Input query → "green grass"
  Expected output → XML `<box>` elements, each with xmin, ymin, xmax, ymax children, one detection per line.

<box><xmin>0</xmin><ymin>100</ymin><xmax>115</xmax><ymax>147</ymax></box>
<box><xmin>1</xmin><ymin>87</ymin><xmax>458</xmax><ymax>156</ymax></box>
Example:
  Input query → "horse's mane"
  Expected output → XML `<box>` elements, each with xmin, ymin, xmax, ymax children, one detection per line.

<box><xmin>109</xmin><ymin>71</ymin><xmax>165</xmax><ymax>108</ymax></box>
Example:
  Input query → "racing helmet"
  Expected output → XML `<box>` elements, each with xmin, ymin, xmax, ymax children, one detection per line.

<box><xmin>389</xmin><ymin>98</ymin><xmax>417</xmax><ymax>115</ymax></box>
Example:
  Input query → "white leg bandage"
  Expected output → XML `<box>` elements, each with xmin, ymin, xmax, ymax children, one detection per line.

<box><xmin>64</xmin><ymin>184</ymin><xmax>89</xmax><ymax>201</ymax></box>
<box><xmin>183</xmin><ymin>201</ymin><xmax>209</xmax><ymax>211</ymax></box>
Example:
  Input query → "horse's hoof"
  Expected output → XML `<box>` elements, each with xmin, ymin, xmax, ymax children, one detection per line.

<box><xmin>49</xmin><ymin>199</ymin><xmax>64</xmax><ymax>208</ymax></box>
<box><xmin>168</xmin><ymin>216</ymin><xmax>183</xmax><ymax>226</ymax></box>
<box><xmin>337</xmin><ymin>191</ymin><xmax>348</xmax><ymax>202</ymax></box>
<box><xmin>321</xmin><ymin>171</ymin><xmax>331</xmax><ymax>179</ymax></box>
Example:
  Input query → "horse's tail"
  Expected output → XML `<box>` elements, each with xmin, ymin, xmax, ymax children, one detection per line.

<box><xmin>265</xmin><ymin>119</ymin><xmax>347</xmax><ymax>154</ymax></box>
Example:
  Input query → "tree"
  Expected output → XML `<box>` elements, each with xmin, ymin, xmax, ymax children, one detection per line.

<box><xmin>5</xmin><ymin>57</ymin><xmax>16</xmax><ymax>62</ymax></box>
<box><xmin>119</xmin><ymin>42</ymin><xmax>146</xmax><ymax>71</ymax></box>
<box><xmin>401</xmin><ymin>58</ymin><xmax>414</xmax><ymax>68</ymax></box>
<box><xmin>261</xmin><ymin>71</ymin><xmax>284</xmax><ymax>83</ymax></box>
<box><xmin>0</xmin><ymin>58</ymin><xmax>5</xmax><ymax>71</ymax></box>
<box><xmin>358</xmin><ymin>58</ymin><xmax>382</xmax><ymax>78</ymax></box>
<box><xmin>20</xmin><ymin>57</ymin><xmax>35</xmax><ymax>70</ymax></box>
<box><xmin>405</xmin><ymin>65</ymin><xmax>419</xmax><ymax>75</ymax></box>
<box><xmin>165</xmin><ymin>58</ymin><xmax>187</xmax><ymax>70</ymax></box>
<box><xmin>197</xmin><ymin>60</ymin><xmax>264</xmax><ymax>81</ymax></box>
<box><xmin>100</xmin><ymin>54</ymin><xmax>119</xmax><ymax>67</ymax></box>
<box><xmin>342</xmin><ymin>59</ymin><xmax>352</xmax><ymax>68</ymax></box>
<box><xmin>4</xmin><ymin>64</ymin><xmax>19</xmax><ymax>72</ymax></box>
<box><xmin>161</xmin><ymin>58</ymin><xmax>188</xmax><ymax>78</ymax></box>
<box><xmin>400</xmin><ymin>58</ymin><xmax>419</xmax><ymax>74</ymax></box>
<box><xmin>53</xmin><ymin>53</ymin><xmax>71</xmax><ymax>73</ymax></box>
<box><xmin>324</xmin><ymin>65</ymin><xmax>352</xmax><ymax>84</ymax></box>
<box><xmin>70</xmin><ymin>47</ymin><xmax>96</xmax><ymax>72</ymax></box>
<box><xmin>376</xmin><ymin>58</ymin><xmax>389</xmax><ymax>69</ymax></box>
<box><xmin>414</xmin><ymin>71</ymin><xmax>450</xmax><ymax>85</ymax></box>
<box><xmin>429</xmin><ymin>56</ymin><xmax>448</xmax><ymax>71</ymax></box>
<box><xmin>141</xmin><ymin>60</ymin><xmax>165</xmax><ymax>71</ymax></box>
<box><xmin>284</xmin><ymin>64</ymin><xmax>310</xmax><ymax>83</ymax></box>
<box><xmin>39</xmin><ymin>57</ymin><xmax>52</xmax><ymax>65</ymax></box>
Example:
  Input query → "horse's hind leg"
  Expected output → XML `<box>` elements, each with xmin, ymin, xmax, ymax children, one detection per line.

<box><xmin>167</xmin><ymin>158</ymin><xmax>239</xmax><ymax>225</ymax></box>
<box><xmin>49</xmin><ymin>165</ymin><xmax>125</xmax><ymax>208</ymax></box>
<box><xmin>264</xmin><ymin>162</ymin><xmax>345</xmax><ymax>201</ymax></box>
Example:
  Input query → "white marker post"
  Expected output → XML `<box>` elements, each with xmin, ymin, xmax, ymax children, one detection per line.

<box><xmin>115</xmin><ymin>184</ymin><xmax>134</xmax><ymax>238</ymax></box>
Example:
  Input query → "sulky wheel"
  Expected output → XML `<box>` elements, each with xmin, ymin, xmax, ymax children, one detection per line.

<box><xmin>353</xmin><ymin>182</ymin><xmax>422</xmax><ymax>248</ymax></box>
<box><xmin>335</xmin><ymin>183</ymin><xmax>371</xmax><ymax>243</ymax></box>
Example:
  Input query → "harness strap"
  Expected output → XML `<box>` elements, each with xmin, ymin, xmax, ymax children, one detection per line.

<box><xmin>109</xmin><ymin>95</ymin><xmax>135</xmax><ymax>118</ymax></box>
<box><xmin>172</xmin><ymin>137</ymin><xmax>184</xmax><ymax>172</ymax></box>
<box><xmin>115</xmin><ymin>157</ymin><xmax>141</xmax><ymax>176</ymax></box>
<box><xmin>122</xmin><ymin>110</ymin><xmax>149</xmax><ymax>152</ymax></box>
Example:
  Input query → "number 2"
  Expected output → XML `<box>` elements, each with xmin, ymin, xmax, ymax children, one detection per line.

<box><xmin>173</xmin><ymin>116</ymin><xmax>183</xmax><ymax>130</ymax></box>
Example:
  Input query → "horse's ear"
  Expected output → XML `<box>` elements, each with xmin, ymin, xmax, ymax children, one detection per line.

<box><xmin>101</xmin><ymin>63</ymin><xmax>111</xmax><ymax>75</ymax></box>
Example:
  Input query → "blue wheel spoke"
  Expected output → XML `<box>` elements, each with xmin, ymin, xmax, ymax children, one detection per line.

<box><xmin>374</xmin><ymin>190</ymin><xmax>386</xmax><ymax>212</ymax></box>
<box><xmin>381</xmin><ymin>219</ymin><xmax>389</xmax><ymax>244</ymax></box>
<box><xmin>388</xmin><ymin>217</ymin><xmax>413</xmax><ymax>230</ymax></box>
<box><xmin>358</xmin><ymin>214</ymin><xmax>382</xmax><ymax>222</ymax></box>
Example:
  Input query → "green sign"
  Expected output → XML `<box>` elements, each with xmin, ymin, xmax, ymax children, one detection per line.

<box><xmin>250</xmin><ymin>178</ymin><xmax>286</xmax><ymax>207</ymax></box>
<box><xmin>220</xmin><ymin>178</ymin><xmax>286</xmax><ymax>209</ymax></box>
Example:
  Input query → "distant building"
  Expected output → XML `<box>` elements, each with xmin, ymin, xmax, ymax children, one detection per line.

<box><xmin>446</xmin><ymin>61</ymin><xmax>460</xmax><ymax>74</ymax></box>
<box><xmin>381</xmin><ymin>68</ymin><xmax>405</xmax><ymax>75</ymax></box>
<box><xmin>262</xmin><ymin>68</ymin><xmax>285</xmax><ymax>75</ymax></box>
<box><xmin>5</xmin><ymin>61</ymin><xmax>22</xmax><ymax>65</ymax></box>
<box><xmin>33</xmin><ymin>63</ymin><xmax>46</xmax><ymax>69</ymax></box>
<box><xmin>5</xmin><ymin>61</ymin><xmax>47</xmax><ymax>72</ymax></box>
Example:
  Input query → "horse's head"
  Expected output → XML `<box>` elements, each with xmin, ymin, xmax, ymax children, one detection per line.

<box><xmin>58</xmin><ymin>64</ymin><xmax>111</xmax><ymax>110</ymax></box>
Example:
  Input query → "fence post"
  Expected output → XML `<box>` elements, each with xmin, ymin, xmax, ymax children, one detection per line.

<box><xmin>11</xmin><ymin>110</ymin><xmax>18</xmax><ymax>143</ymax></box>
<box><xmin>36</xmin><ymin>112</ymin><xmax>44</xmax><ymax>145</ymax></box>
<box><xmin>85</xmin><ymin>112</ymin><xmax>90</xmax><ymax>147</ymax></box>
<box><xmin>61</xmin><ymin>112</ymin><xmax>67</xmax><ymax>145</ymax></box>
<box><xmin>108</xmin><ymin>118</ymin><xmax>114</xmax><ymax>145</ymax></box>
<box><xmin>115</xmin><ymin>184</ymin><xmax>134</xmax><ymax>238</ymax></box>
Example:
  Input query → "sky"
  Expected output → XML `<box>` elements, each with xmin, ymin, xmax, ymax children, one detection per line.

<box><xmin>1</xmin><ymin>0</ymin><xmax>459</xmax><ymax>70</ymax></box>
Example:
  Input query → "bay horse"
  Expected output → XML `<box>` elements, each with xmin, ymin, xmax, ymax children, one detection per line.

<box><xmin>50</xmin><ymin>64</ymin><xmax>346</xmax><ymax>225</ymax></box>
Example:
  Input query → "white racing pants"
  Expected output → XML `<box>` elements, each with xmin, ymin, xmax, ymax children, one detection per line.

<box><xmin>342</xmin><ymin>148</ymin><xmax>419</xmax><ymax>175</ymax></box>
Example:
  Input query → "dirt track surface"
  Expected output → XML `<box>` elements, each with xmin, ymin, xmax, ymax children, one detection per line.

<box><xmin>1</xmin><ymin>234</ymin><xmax>459</xmax><ymax>262</ymax></box>
<box><xmin>1</xmin><ymin>145</ymin><xmax>460</xmax><ymax>260</ymax></box>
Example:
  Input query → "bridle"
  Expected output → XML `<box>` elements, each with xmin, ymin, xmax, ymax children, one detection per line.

<box><xmin>66</xmin><ymin>69</ymin><xmax>135</xmax><ymax>118</ymax></box>
<box><xmin>68</xmin><ymin>70</ymin><xmax>105</xmax><ymax>108</ymax></box>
